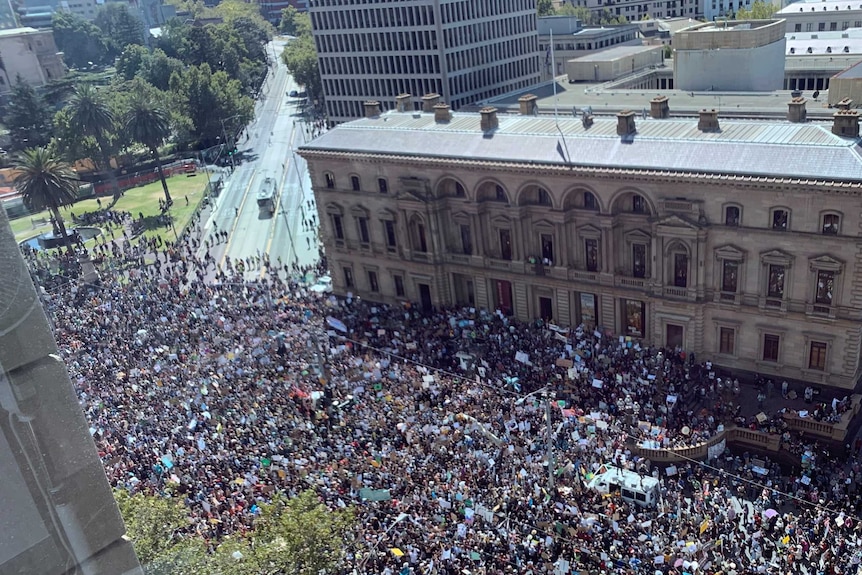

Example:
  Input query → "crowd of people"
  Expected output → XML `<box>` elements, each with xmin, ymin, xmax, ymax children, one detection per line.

<box><xmin>23</xmin><ymin>208</ymin><xmax>862</xmax><ymax>575</ymax></box>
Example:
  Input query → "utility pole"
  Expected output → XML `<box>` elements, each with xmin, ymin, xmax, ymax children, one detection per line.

<box><xmin>545</xmin><ymin>395</ymin><xmax>555</xmax><ymax>492</ymax></box>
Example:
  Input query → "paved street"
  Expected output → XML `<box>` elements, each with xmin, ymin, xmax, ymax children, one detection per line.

<box><xmin>196</xmin><ymin>38</ymin><xmax>318</xmax><ymax>282</ymax></box>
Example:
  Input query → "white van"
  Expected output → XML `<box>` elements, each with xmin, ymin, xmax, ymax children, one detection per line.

<box><xmin>586</xmin><ymin>465</ymin><xmax>661</xmax><ymax>508</ymax></box>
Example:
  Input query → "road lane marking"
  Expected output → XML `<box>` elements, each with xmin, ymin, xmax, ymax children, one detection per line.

<box><xmin>219</xmin><ymin>171</ymin><xmax>257</xmax><ymax>268</ymax></box>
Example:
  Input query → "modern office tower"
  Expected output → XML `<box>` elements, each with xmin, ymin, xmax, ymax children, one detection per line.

<box><xmin>309</xmin><ymin>0</ymin><xmax>540</xmax><ymax>123</ymax></box>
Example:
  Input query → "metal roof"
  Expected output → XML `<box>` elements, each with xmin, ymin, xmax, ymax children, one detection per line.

<box><xmin>301</xmin><ymin>111</ymin><xmax>862</xmax><ymax>182</ymax></box>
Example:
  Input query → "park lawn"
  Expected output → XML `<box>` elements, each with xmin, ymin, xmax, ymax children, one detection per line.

<box><xmin>12</xmin><ymin>173</ymin><xmax>209</xmax><ymax>244</ymax></box>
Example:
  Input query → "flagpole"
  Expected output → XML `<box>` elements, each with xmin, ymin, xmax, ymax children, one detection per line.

<box><xmin>550</xmin><ymin>29</ymin><xmax>571</xmax><ymax>163</ymax></box>
<box><xmin>551</xmin><ymin>29</ymin><xmax>558</xmax><ymax>119</ymax></box>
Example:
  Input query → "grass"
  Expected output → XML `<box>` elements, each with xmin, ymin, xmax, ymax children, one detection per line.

<box><xmin>11</xmin><ymin>172</ymin><xmax>210</xmax><ymax>245</ymax></box>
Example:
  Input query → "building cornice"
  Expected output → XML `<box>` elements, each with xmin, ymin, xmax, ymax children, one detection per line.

<box><xmin>298</xmin><ymin>149</ymin><xmax>862</xmax><ymax>195</ymax></box>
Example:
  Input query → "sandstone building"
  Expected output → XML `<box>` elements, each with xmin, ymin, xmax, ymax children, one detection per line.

<box><xmin>298</xmin><ymin>94</ymin><xmax>862</xmax><ymax>390</ymax></box>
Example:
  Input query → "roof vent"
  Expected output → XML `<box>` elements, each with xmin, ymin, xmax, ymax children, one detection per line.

<box><xmin>836</xmin><ymin>97</ymin><xmax>854</xmax><ymax>110</ymax></box>
<box><xmin>845</xmin><ymin>45</ymin><xmax>851</xmax><ymax>52</ymax></box>
<box><xmin>827</xmin><ymin>46</ymin><xmax>832</xmax><ymax>52</ymax></box>
<box><xmin>433</xmin><ymin>102</ymin><xmax>451</xmax><ymax>123</ymax></box>
<box><xmin>616</xmin><ymin>110</ymin><xmax>637</xmax><ymax>135</ymax></box>
<box><xmin>833</xmin><ymin>110</ymin><xmax>860</xmax><ymax>137</ymax></box>
<box><xmin>421</xmin><ymin>93</ymin><xmax>440</xmax><ymax>113</ymax></box>
<box><xmin>363</xmin><ymin>101</ymin><xmax>381</xmax><ymax>119</ymax></box>
<box><xmin>807</xmin><ymin>46</ymin><xmax>813</xmax><ymax>53</ymax></box>
<box><xmin>787</xmin><ymin>97</ymin><xmax>807</xmax><ymax>123</ymax></box>
<box><xmin>650</xmin><ymin>95</ymin><xmax>670</xmax><ymax>119</ymax></box>
<box><xmin>790</xmin><ymin>47</ymin><xmax>796</xmax><ymax>53</ymax></box>
<box><xmin>395</xmin><ymin>93</ymin><xmax>412</xmax><ymax>113</ymax></box>
<box><xmin>698</xmin><ymin>109</ymin><xmax>720</xmax><ymax>132</ymax></box>
<box><xmin>480</xmin><ymin>107</ymin><xmax>499</xmax><ymax>132</ymax></box>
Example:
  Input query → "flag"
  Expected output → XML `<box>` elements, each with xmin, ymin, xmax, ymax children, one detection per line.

<box><xmin>556</xmin><ymin>140</ymin><xmax>567</xmax><ymax>162</ymax></box>
<box><xmin>326</xmin><ymin>316</ymin><xmax>347</xmax><ymax>333</ymax></box>
<box><xmin>544</xmin><ymin>45</ymin><xmax>551</xmax><ymax>67</ymax></box>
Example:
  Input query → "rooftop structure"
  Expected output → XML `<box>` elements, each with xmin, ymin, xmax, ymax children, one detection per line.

<box><xmin>674</xmin><ymin>19</ymin><xmax>787</xmax><ymax>91</ymax></box>
<box><xmin>785</xmin><ymin>26</ymin><xmax>862</xmax><ymax>54</ymax></box>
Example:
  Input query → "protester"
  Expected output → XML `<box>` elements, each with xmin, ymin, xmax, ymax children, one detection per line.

<box><xmin>23</xmin><ymin>214</ymin><xmax>862</xmax><ymax>575</ymax></box>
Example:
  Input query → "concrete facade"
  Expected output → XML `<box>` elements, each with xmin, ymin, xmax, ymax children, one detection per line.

<box><xmin>0</xmin><ymin>28</ymin><xmax>65</xmax><ymax>93</ymax></box>
<box><xmin>299</xmin><ymin>103</ymin><xmax>862</xmax><ymax>391</ymax></box>
<box><xmin>567</xmin><ymin>44</ymin><xmax>664</xmax><ymax>82</ymax></box>
<box><xmin>778</xmin><ymin>0</ymin><xmax>862</xmax><ymax>33</ymax></box>
<box><xmin>674</xmin><ymin>19</ymin><xmax>787</xmax><ymax>91</ymax></box>
<box><xmin>309</xmin><ymin>0</ymin><xmax>540</xmax><ymax>124</ymax></box>
<box><xmin>0</xmin><ymin>210</ymin><xmax>142</xmax><ymax>574</ymax></box>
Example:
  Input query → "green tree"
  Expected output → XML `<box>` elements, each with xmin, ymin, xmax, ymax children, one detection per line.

<box><xmin>537</xmin><ymin>0</ymin><xmax>556</xmax><ymax>16</ymax></box>
<box><xmin>95</xmin><ymin>3</ymin><xmax>145</xmax><ymax>54</ymax></box>
<box><xmin>556</xmin><ymin>3</ymin><xmax>592</xmax><ymax>21</ymax></box>
<box><xmin>12</xmin><ymin>148</ymin><xmax>79</xmax><ymax>242</ymax></box>
<box><xmin>278</xmin><ymin>5</ymin><xmax>299</xmax><ymax>35</ymax></box>
<box><xmin>169</xmin><ymin>63</ymin><xmax>253</xmax><ymax>145</ymax></box>
<box><xmin>142</xmin><ymin>49</ymin><xmax>186</xmax><ymax>91</ymax></box>
<box><xmin>123</xmin><ymin>90</ymin><xmax>173</xmax><ymax>204</ymax></box>
<box><xmin>210</xmin><ymin>491</ymin><xmax>354</xmax><ymax>575</ymax></box>
<box><xmin>735</xmin><ymin>0</ymin><xmax>777</xmax><ymax>19</ymax></box>
<box><xmin>67</xmin><ymin>84</ymin><xmax>121</xmax><ymax>199</ymax></box>
<box><xmin>51</xmin><ymin>11</ymin><xmax>112</xmax><ymax>68</ymax></box>
<box><xmin>281</xmin><ymin>34</ymin><xmax>321</xmax><ymax>100</ymax></box>
<box><xmin>4</xmin><ymin>78</ymin><xmax>53</xmax><ymax>151</ymax></box>
<box><xmin>117</xmin><ymin>44</ymin><xmax>151</xmax><ymax>80</ymax></box>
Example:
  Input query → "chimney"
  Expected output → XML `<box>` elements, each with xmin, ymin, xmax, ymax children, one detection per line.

<box><xmin>616</xmin><ymin>110</ymin><xmax>637</xmax><ymax>136</ymax></box>
<box><xmin>395</xmin><ymin>93</ymin><xmax>413</xmax><ymax>113</ymax></box>
<box><xmin>836</xmin><ymin>97</ymin><xmax>854</xmax><ymax>110</ymax></box>
<box><xmin>480</xmin><ymin>107</ymin><xmax>499</xmax><ymax>132</ymax></box>
<box><xmin>832</xmin><ymin>109</ymin><xmax>860</xmax><ymax>137</ymax></box>
<box><xmin>434</xmin><ymin>102</ymin><xmax>451</xmax><ymax>123</ymax></box>
<box><xmin>649</xmin><ymin>95</ymin><xmax>670</xmax><ymax>119</ymax></box>
<box><xmin>364</xmin><ymin>101</ymin><xmax>381</xmax><ymax>118</ymax></box>
<box><xmin>422</xmin><ymin>93</ymin><xmax>440</xmax><ymax>112</ymax></box>
<box><xmin>518</xmin><ymin>93</ymin><xmax>538</xmax><ymax>116</ymax></box>
<box><xmin>698</xmin><ymin>109</ymin><xmax>720</xmax><ymax>132</ymax></box>
<box><xmin>787</xmin><ymin>97</ymin><xmax>807</xmax><ymax>123</ymax></box>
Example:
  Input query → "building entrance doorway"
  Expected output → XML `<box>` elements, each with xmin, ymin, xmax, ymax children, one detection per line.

<box><xmin>666</xmin><ymin>323</ymin><xmax>684</xmax><ymax>348</ymax></box>
<box><xmin>418</xmin><ymin>283</ymin><xmax>432</xmax><ymax>311</ymax></box>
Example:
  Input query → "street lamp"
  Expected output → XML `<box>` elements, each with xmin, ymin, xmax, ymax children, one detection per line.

<box><xmin>515</xmin><ymin>386</ymin><xmax>556</xmax><ymax>492</ymax></box>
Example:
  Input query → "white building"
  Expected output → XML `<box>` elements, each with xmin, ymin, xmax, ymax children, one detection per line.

<box><xmin>309</xmin><ymin>0</ymin><xmax>540</xmax><ymax>124</ymax></box>
<box><xmin>0</xmin><ymin>27</ymin><xmax>65</xmax><ymax>92</ymax></box>
<box><xmin>538</xmin><ymin>16</ymin><xmax>641</xmax><ymax>81</ymax></box>
<box><xmin>674</xmin><ymin>19</ymin><xmax>787</xmax><ymax>91</ymax></box>
<box><xmin>778</xmin><ymin>0</ymin><xmax>862</xmax><ymax>33</ymax></box>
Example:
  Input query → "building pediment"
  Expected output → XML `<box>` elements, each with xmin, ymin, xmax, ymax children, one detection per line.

<box><xmin>714</xmin><ymin>244</ymin><xmax>746</xmax><ymax>261</ymax></box>
<box><xmin>655</xmin><ymin>213</ymin><xmax>702</xmax><ymax>230</ymax></box>
<box><xmin>760</xmin><ymin>248</ymin><xmax>795</xmax><ymax>266</ymax></box>
<box><xmin>530</xmin><ymin>218</ymin><xmax>556</xmax><ymax>230</ymax></box>
<box><xmin>577</xmin><ymin>224</ymin><xmax>602</xmax><ymax>238</ymax></box>
<box><xmin>624</xmin><ymin>228</ymin><xmax>652</xmax><ymax>242</ymax></box>
<box><xmin>809</xmin><ymin>254</ymin><xmax>843</xmax><ymax>273</ymax></box>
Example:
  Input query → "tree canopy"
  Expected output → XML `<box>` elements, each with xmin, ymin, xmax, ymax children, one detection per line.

<box><xmin>114</xmin><ymin>489</ymin><xmax>354</xmax><ymax>575</ymax></box>
<box><xmin>735</xmin><ymin>0</ymin><xmax>778</xmax><ymax>19</ymax></box>
<box><xmin>280</xmin><ymin>11</ymin><xmax>321</xmax><ymax>101</ymax></box>
<box><xmin>4</xmin><ymin>78</ymin><xmax>53</xmax><ymax>151</ymax></box>
<box><xmin>12</xmin><ymin>148</ymin><xmax>79</xmax><ymax>240</ymax></box>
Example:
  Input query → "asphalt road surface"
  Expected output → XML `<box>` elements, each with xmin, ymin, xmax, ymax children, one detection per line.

<box><xmin>196</xmin><ymin>38</ymin><xmax>318</xmax><ymax>283</ymax></box>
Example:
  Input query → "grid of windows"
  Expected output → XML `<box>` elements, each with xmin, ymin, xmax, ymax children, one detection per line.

<box><xmin>311</xmin><ymin>0</ymin><xmax>540</xmax><ymax>123</ymax></box>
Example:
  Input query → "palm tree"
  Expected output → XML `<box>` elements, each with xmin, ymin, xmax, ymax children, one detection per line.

<box><xmin>123</xmin><ymin>92</ymin><xmax>172</xmax><ymax>205</ymax></box>
<box><xmin>12</xmin><ymin>148</ymin><xmax>79</xmax><ymax>245</ymax></box>
<box><xmin>67</xmin><ymin>84</ymin><xmax>121</xmax><ymax>200</ymax></box>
